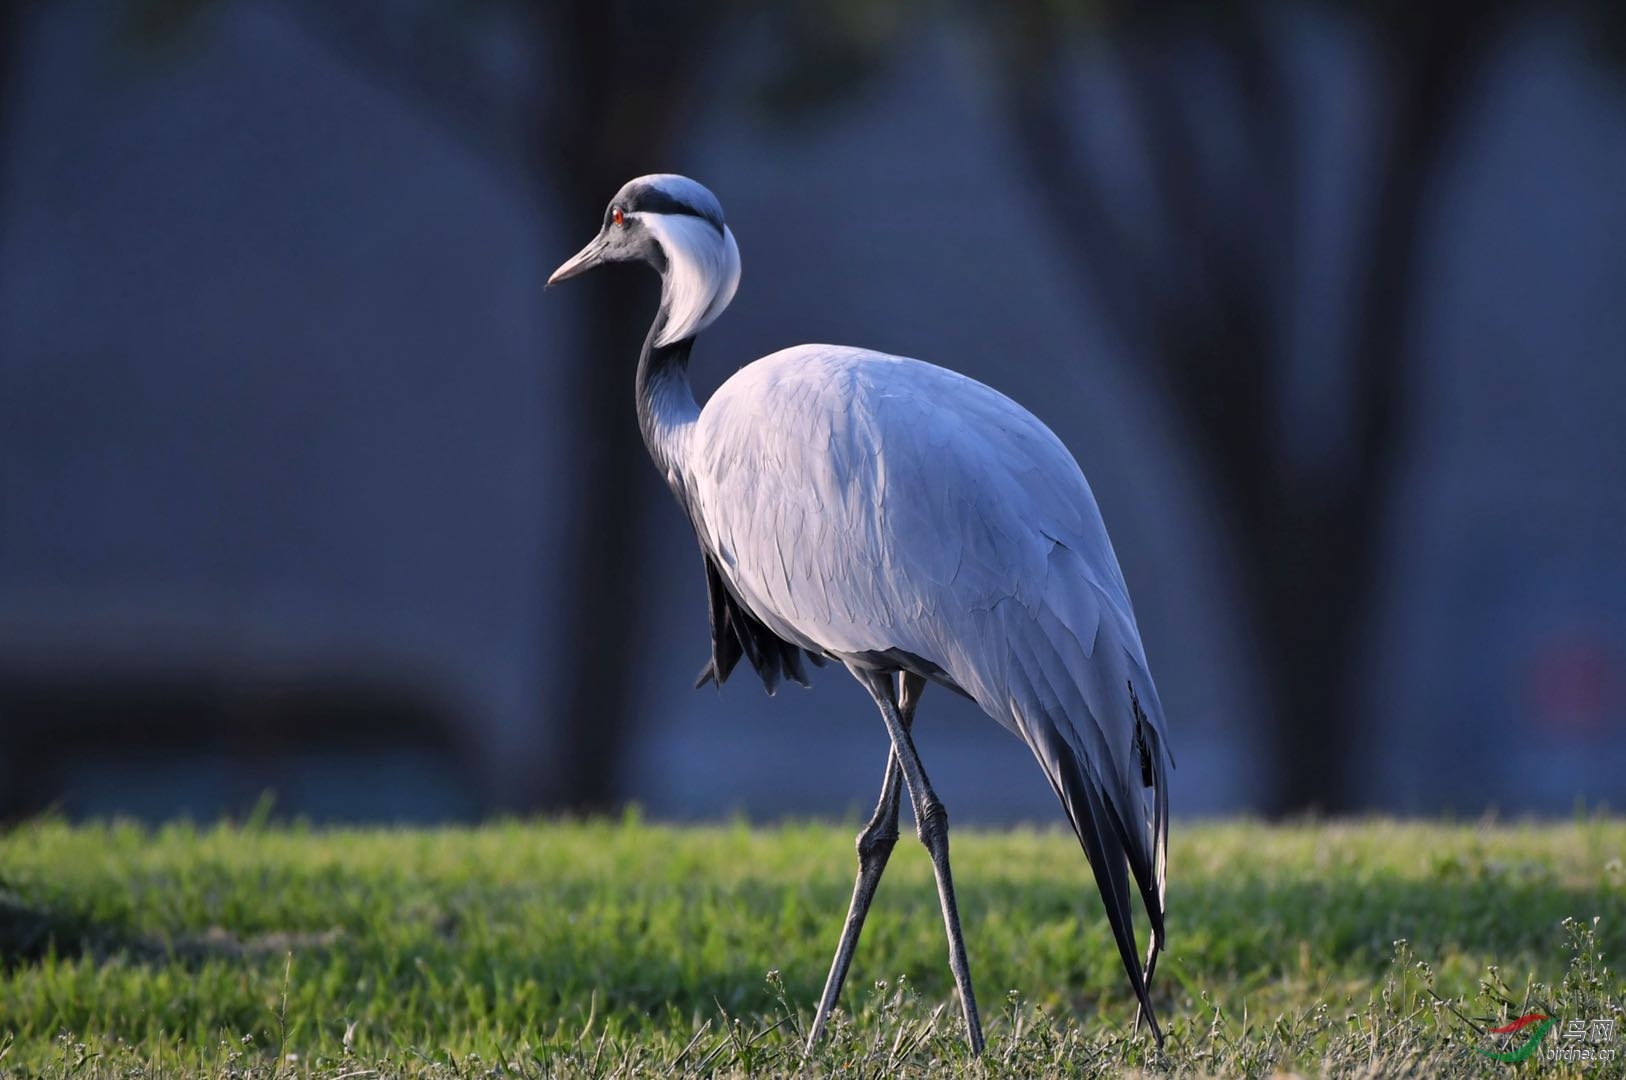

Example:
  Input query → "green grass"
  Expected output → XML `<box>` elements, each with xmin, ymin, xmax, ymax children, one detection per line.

<box><xmin>0</xmin><ymin>816</ymin><xmax>1621</xmax><ymax>1077</ymax></box>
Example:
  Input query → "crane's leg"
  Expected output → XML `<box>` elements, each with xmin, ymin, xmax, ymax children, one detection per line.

<box><xmin>805</xmin><ymin>673</ymin><xmax>923</xmax><ymax>1053</ymax></box>
<box><xmin>852</xmin><ymin>667</ymin><xmax>985</xmax><ymax>1055</ymax></box>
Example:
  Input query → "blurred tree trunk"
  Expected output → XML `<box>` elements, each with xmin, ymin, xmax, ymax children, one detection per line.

<box><xmin>274</xmin><ymin>0</ymin><xmax>710</xmax><ymax>811</ymax></box>
<box><xmin>996</xmin><ymin>2</ymin><xmax>1508</xmax><ymax>813</ymax></box>
<box><xmin>533</xmin><ymin>1</ymin><xmax>705</xmax><ymax>812</ymax></box>
<box><xmin>0</xmin><ymin>1</ymin><xmax>29</xmax><ymax>267</ymax></box>
<box><xmin>1261</xmin><ymin>6</ymin><xmax>1507</xmax><ymax>814</ymax></box>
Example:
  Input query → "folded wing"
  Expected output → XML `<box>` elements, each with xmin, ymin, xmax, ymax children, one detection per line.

<box><xmin>688</xmin><ymin>344</ymin><xmax>1172</xmax><ymax>1027</ymax></box>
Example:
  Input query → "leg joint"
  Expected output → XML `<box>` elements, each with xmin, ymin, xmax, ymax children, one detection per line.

<box><xmin>857</xmin><ymin>826</ymin><xmax>899</xmax><ymax>861</ymax></box>
<box><xmin>915</xmin><ymin>799</ymin><xmax>949</xmax><ymax>845</ymax></box>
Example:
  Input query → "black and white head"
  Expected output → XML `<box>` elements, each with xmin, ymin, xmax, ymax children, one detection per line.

<box><xmin>548</xmin><ymin>174</ymin><xmax>741</xmax><ymax>347</ymax></box>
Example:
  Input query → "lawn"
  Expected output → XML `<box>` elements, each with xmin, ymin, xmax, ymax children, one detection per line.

<box><xmin>0</xmin><ymin>815</ymin><xmax>1621</xmax><ymax>1077</ymax></box>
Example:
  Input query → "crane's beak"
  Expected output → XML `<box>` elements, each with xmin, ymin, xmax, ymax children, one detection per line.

<box><xmin>546</xmin><ymin>235</ymin><xmax>607</xmax><ymax>287</ymax></box>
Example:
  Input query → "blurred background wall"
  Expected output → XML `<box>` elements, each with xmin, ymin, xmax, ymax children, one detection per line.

<box><xmin>0</xmin><ymin>0</ymin><xmax>1622</xmax><ymax>824</ymax></box>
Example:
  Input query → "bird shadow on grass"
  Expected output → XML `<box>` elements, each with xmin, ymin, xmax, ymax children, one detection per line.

<box><xmin>0</xmin><ymin>887</ymin><xmax>343</xmax><ymax>972</ymax></box>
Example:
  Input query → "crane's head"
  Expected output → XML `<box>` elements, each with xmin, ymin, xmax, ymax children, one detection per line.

<box><xmin>547</xmin><ymin>174</ymin><xmax>741</xmax><ymax>347</ymax></box>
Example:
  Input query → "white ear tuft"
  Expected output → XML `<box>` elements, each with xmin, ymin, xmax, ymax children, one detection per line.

<box><xmin>641</xmin><ymin>215</ymin><xmax>740</xmax><ymax>347</ymax></box>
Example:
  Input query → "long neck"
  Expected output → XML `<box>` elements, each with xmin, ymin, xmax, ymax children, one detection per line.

<box><xmin>635</xmin><ymin>306</ymin><xmax>701</xmax><ymax>497</ymax></box>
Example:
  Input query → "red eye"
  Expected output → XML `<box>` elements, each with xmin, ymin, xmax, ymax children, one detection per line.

<box><xmin>612</xmin><ymin>207</ymin><xmax>625</xmax><ymax>226</ymax></box>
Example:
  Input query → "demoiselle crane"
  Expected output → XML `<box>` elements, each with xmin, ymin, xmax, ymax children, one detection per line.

<box><xmin>548</xmin><ymin>174</ymin><xmax>1172</xmax><ymax>1054</ymax></box>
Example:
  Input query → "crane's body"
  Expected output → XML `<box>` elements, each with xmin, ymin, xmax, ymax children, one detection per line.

<box><xmin>692</xmin><ymin>345</ymin><xmax>1132</xmax><ymax>691</ymax></box>
<box><xmin>549</xmin><ymin>174</ymin><xmax>1172</xmax><ymax>1055</ymax></box>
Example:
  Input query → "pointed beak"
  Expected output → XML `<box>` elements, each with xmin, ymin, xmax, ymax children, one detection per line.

<box><xmin>546</xmin><ymin>235</ymin><xmax>607</xmax><ymax>287</ymax></box>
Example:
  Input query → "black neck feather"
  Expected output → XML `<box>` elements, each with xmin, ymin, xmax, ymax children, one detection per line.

<box><xmin>635</xmin><ymin>305</ymin><xmax>700</xmax><ymax>493</ymax></box>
